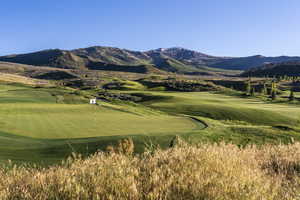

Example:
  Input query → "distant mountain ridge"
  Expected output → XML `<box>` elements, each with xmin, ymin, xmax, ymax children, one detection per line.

<box><xmin>210</xmin><ymin>55</ymin><xmax>300</xmax><ymax>70</ymax></box>
<box><xmin>1</xmin><ymin>46</ymin><xmax>300</xmax><ymax>74</ymax></box>
<box><xmin>241</xmin><ymin>61</ymin><xmax>300</xmax><ymax>77</ymax></box>
<box><xmin>146</xmin><ymin>47</ymin><xmax>223</xmax><ymax>65</ymax></box>
<box><xmin>0</xmin><ymin>47</ymin><xmax>226</xmax><ymax>74</ymax></box>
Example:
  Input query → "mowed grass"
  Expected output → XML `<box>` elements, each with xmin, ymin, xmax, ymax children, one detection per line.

<box><xmin>0</xmin><ymin>103</ymin><xmax>196</xmax><ymax>139</ymax></box>
<box><xmin>0</xmin><ymin>84</ymin><xmax>202</xmax><ymax>164</ymax></box>
<box><xmin>126</xmin><ymin>91</ymin><xmax>300</xmax><ymax>147</ymax></box>
<box><xmin>133</xmin><ymin>91</ymin><xmax>300</xmax><ymax>127</ymax></box>
<box><xmin>2</xmin><ymin>83</ymin><xmax>300</xmax><ymax>164</ymax></box>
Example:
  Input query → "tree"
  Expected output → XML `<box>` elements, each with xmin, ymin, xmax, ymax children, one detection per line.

<box><xmin>271</xmin><ymin>90</ymin><xmax>277</xmax><ymax>100</ymax></box>
<box><xmin>262</xmin><ymin>82</ymin><xmax>268</xmax><ymax>95</ymax></box>
<box><xmin>289</xmin><ymin>89</ymin><xmax>295</xmax><ymax>101</ymax></box>
<box><xmin>250</xmin><ymin>87</ymin><xmax>255</xmax><ymax>96</ymax></box>
<box><xmin>246</xmin><ymin>79</ymin><xmax>251</xmax><ymax>95</ymax></box>
<box><xmin>271</xmin><ymin>81</ymin><xmax>277</xmax><ymax>100</ymax></box>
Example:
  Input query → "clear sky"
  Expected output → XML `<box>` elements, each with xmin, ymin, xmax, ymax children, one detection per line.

<box><xmin>1</xmin><ymin>0</ymin><xmax>300</xmax><ymax>57</ymax></box>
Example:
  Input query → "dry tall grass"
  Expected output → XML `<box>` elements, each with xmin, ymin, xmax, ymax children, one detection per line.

<box><xmin>1</xmin><ymin>141</ymin><xmax>300</xmax><ymax>200</ymax></box>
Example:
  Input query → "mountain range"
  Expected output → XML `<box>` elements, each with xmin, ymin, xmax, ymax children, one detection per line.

<box><xmin>1</xmin><ymin>46</ymin><xmax>300</xmax><ymax>75</ymax></box>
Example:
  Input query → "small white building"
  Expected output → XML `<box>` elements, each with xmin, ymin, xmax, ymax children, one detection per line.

<box><xmin>90</xmin><ymin>98</ymin><xmax>97</xmax><ymax>104</ymax></box>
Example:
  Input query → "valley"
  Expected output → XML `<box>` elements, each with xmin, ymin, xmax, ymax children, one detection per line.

<box><xmin>3</xmin><ymin>1</ymin><xmax>300</xmax><ymax>198</ymax></box>
<box><xmin>1</xmin><ymin>47</ymin><xmax>300</xmax><ymax>199</ymax></box>
<box><xmin>0</xmin><ymin>70</ymin><xmax>299</xmax><ymax>164</ymax></box>
<box><xmin>1</xmin><ymin>45</ymin><xmax>300</xmax><ymax>198</ymax></box>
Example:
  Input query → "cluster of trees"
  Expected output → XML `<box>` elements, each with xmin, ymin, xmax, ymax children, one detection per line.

<box><xmin>165</xmin><ymin>80</ymin><xmax>219</xmax><ymax>92</ymax></box>
<box><xmin>245</xmin><ymin>78</ymin><xmax>295</xmax><ymax>101</ymax></box>
<box><xmin>272</xmin><ymin>75</ymin><xmax>300</xmax><ymax>82</ymax></box>
<box><xmin>98</xmin><ymin>91</ymin><xmax>142</xmax><ymax>102</ymax></box>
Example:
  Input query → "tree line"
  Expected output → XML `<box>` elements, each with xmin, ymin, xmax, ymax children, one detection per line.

<box><xmin>245</xmin><ymin>77</ymin><xmax>295</xmax><ymax>101</ymax></box>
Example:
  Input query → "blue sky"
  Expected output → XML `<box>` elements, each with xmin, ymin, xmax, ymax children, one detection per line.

<box><xmin>0</xmin><ymin>0</ymin><xmax>300</xmax><ymax>56</ymax></box>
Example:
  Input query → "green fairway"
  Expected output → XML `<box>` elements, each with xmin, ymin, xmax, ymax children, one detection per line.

<box><xmin>0</xmin><ymin>84</ymin><xmax>205</xmax><ymax>164</ymax></box>
<box><xmin>0</xmin><ymin>103</ymin><xmax>197</xmax><ymax>139</ymax></box>
<box><xmin>2</xmin><ymin>83</ymin><xmax>300</xmax><ymax>165</ymax></box>
<box><xmin>0</xmin><ymin>84</ymin><xmax>199</xmax><ymax>138</ymax></box>
<box><xmin>126</xmin><ymin>91</ymin><xmax>300</xmax><ymax>147</ymax></box>
<box><xmin>132</xmin><ymin>91</ymin><xmax>300</xmax><ymax>126</ymax></box>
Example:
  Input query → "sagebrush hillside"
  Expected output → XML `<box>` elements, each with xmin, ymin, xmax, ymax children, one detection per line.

<box><xmin>0</xmin><ymin>47</ymin><xmax>223</xmax><ymax>74</ymax></box>
<box><xmin>0</xmin><ymin>61</ymin><xmax>78</xmax><ymax>80</ymax></box>
<box><xmin>242</xmin><ymin>61</ymin><xmax>300</xmax><ymax>77</ymax></box>
<box><xmin>211</xmin><ymin>55</ymin><xmax>300</xmax><ymax>70</ymax></box>
<box><xmin>3</xmin><ymin>46</ymin><xmax>300</xmax><ymax>74</ymax></box>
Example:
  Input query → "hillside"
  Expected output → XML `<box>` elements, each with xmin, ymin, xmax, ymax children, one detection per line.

<box><xmin>145</xmin><ymin>47</ymin><xmax>224</xmax><ymax>66</ymax></box>
<box><xmin>241</xmin><ymin>61</ymin><xmax>300</xmax><ymax>77</ymax></box>
<box><xmin>0</xmin><ymin>49</ymin><xmax>87</xmax><ymax>69</ymax></box>
<box><xmin>0</xmin><ymin>47</ymin><xmax>230</xmax><ymax>75</ymax></box>
<box><xmin>3</xmin><ymin>46</ymin><xmax>300</xmax><ymax>74</ymax></box>
<box><xmin>0</xmin><ymin>48</ymin><xmax>156</xmax><ymax>73</ymax></box>
<box><xmin>0</xmin><ymin>61</ymin><xmax>78</xmax><ymax>80</ymax></box>
<box><xmin>210</xmin><ymin>55</ymin><xmax>300</xmax><ymax>70</ymax></box>
<box><xmin>0</xmin><ymin>72</ymin><xmax>50</xmax><ymax>85</ymax></box>
<box><xmin>0</xmin><ymin>47</ymin><xmax>235</xmax><ymax>75</ymax></box>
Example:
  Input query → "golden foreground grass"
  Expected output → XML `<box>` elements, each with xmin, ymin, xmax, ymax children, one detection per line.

<box><xmin>1</xmin><ymin>140</ymin><xmax>300</xmax><ymax>200</ymax></box>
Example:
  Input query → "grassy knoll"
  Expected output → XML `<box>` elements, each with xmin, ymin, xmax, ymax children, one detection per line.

<box><xmin>120</xmin><ymin>91</ymin><xmax>300</xmax><ymax>146</ymax></box>
<box><xmin>132</xmin><ymin>91</ymin><xmax>300</xmax><ymax>126</ymax></box>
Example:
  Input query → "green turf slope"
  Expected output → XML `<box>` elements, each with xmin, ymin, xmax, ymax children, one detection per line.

<box><xmin>133</xmin><ymin>91</ymin><xmax>300</xmax><ymax>127</ymax></box>
<box><xmin>2</xmin><ymin>83</ymin><xmax>300</xmax><ymax>165</ymax></box>
<box><xmin>0</xmin><ymin>84</ymin><xmax>204</xmax><ymax>164</ymax></box>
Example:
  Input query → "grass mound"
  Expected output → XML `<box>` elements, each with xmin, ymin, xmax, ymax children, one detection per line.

<box><xmin>1</xmin><ymin>141</ymin><xmax>300</xmax><ymax>199</ymax></box>
<box><xmin>104</xmin><ymin>79</ymin><xmax>146</xmax><ymax>90</ymax></box>
<box><xmin>155</xmin><ymin>103</ymin><xmax>299</xmax><ymax>126</ymax></box>
<box><xmin>137</xmin><ymin>91</ymin><xmax>300</xmax><ymax>126</ymax></box>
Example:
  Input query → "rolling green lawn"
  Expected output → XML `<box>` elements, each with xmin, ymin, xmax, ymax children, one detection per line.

<box><xmin>2</xmin><ymin>83</ymin><xmax>300</xmax><ymax>165</ymax></box>
<box><xmin>0</xmin><ymin>103</ymin><xmax>196</xmax><ymax>139</ymax></box>
<box><xmin>0</xmin><ymin>84</ymin><xmax>204</xmax><ymax>164</ymax></box>
<box><xmin>132</xmin><ymin>91</ymin><xmax>300</xmax><ymax>127</ymax></box>
<box><xmin>126</xmin><ymin>90</ymin><xmax>300</xmax><ymax>145</ymax></box>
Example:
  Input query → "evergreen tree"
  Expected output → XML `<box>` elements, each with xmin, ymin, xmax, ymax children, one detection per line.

<box><xmin>271</xmin><ymin>90</ymin><xmax>277</xmax><ymax>100</ymax></box>
<box><xmin>271</xmin><ymin>81</ymin><xmax>277</xmax><ymax>100</ymax></box>
<box><xmin>263</xmin><ymin>82</ymin><xmax>268</xmax><ymax>95</ymax></box>
<box><xmin>273</xmin><ymin>82</ymin><xmax>277</xmax><ymax>91</ymax></box>
<box><xmin>250</xmin><ymin>87</ymin><xmax>255</xmax><ymax>96</ymax></box>
<box><xmin>246</xmin><ymin>79</ymin><xmax>251</xmax><ymax>95</ymax></box>
<box><xmin>289</xmin><ymin>89</ymin><xmax>295</xmax><ymax>101</ymax></box>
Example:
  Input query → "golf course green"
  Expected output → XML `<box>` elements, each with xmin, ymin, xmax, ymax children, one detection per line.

<box><xmin>0</xmin><ymin>84</ymin><xmax>206</xmax><ymax>164</ymax></box>
<box><xmin>1</xmin><ymin>83</ymin><xmax>300</xmax><ymax>165</ymax></box>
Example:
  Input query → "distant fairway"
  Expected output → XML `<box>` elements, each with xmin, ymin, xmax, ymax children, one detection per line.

<box><xmin>134</xmin><ymin>91</ymin><xmax>300</xmax><ymax>126</ymax></box>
